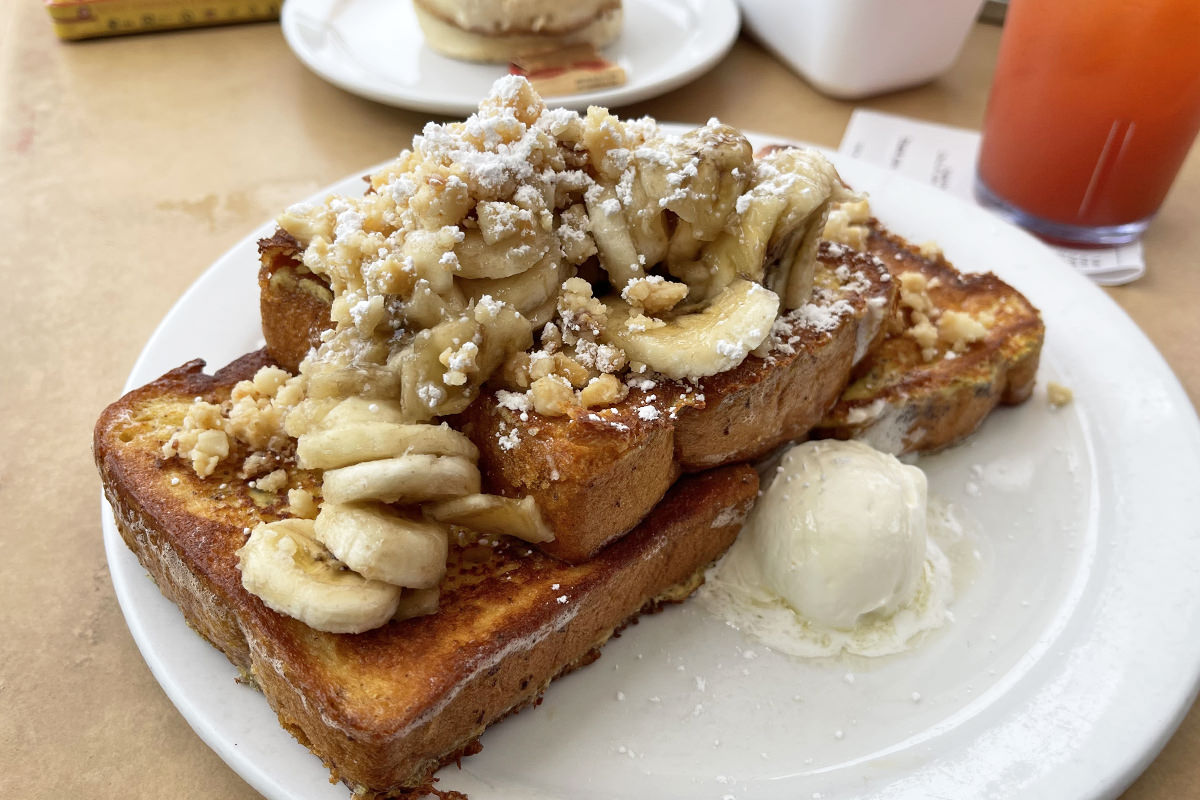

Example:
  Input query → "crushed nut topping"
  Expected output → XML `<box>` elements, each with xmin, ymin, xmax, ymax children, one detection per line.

<box><xmin>894</xmin><ymin>270</ymin><xmax>994</xmax><ymax>361</ymax></box>
<box><xmin>823</xmin><ymin>198</ymin><xmax>871</xmax><ymax>251</ymax></box>
<box><xmin>163</xmin><ymin>78</ymin><xmax>867</xmax><ymax>633</ymax></box>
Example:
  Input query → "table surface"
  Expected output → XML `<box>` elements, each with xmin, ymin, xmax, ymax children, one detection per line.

<box><xmin>3</xmin><ymin>3</ymin><xmax>1198</xmax><ymax>798</ymax></box>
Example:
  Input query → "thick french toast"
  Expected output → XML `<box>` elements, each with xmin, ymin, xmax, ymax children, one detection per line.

<box><xmin>815</xmin><ymin>224</ymin><xmax>1044</xmax><ymax>453</ymax></box>
<box><xmin>259</xmin><ymin>233</ymin><xmax>895</xmax><ymax>561</ymax></box>
<box><xmin>94</xmin><ymin>349</ymin><xmax>758</xmax><ymax>794</ymax></box>
<box><xmin>459</xmin><ymin>244</ymin><xmax>894</xmax><ymax>560</ymax></box>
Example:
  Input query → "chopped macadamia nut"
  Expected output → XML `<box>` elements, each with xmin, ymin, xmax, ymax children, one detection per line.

<box><xmin>918</xmin><ymin>241</ymin><xmax>943</xmax><ymax>259</ymax></box>
<box><xmin>226</xmin><ymin>367</ymin><xmax>304</xmax><ymax>452</ymax></box>
<box><xmin>540</xmin><ymin>322</ymin><xmax>563</xmax><ymax>352</ymax></box>
<box><xmin>253</xmin><ymin>469</ymin><xmax>288</xmax><ymax>493</ymax></box>
<box><xmin>898</xmin><ymin>272</ymin><xmax>934</xmax><ymax>315</ymax></box>
<box><xmin>823</xmin><ymin>198</ymin><xmax>871</xmax><ymax>251</ymax></box>
<box><xmin>189</xmin><ymin>430</ymin><xmax>230</xmax><ymax>477</ymax></box>
<box><xmin>288</xmin><ymin>488</ymin><xmax>319</xmax><ymax>519</ymax></box>
<box><xmin>163</xmin><ymin>367</ymin><xmax>303</xmax><ymax>479</ymax></box>
<box><xmin>530</xmin><ymin>374</ymin><xmax>575</xmax><ymax>416</ymax></box>
<box><xmin>894</xmin><ymin>267</ymin><xmax>994</xmax><ymax>360</ymax></box>
<box><xmin>439</xmin><ymin>339</ymin><xmax>481</xmax><ymax>386</ymax></box>
<box><xmin>162</xmin><ymin>78</ymin><xmax>866</xmax><ymax>633</ymax></box>
<box><xmin>573</xmin><ymin>338</ymin><xmax>627</xmax><ymax>374</ymax></box>
<box><xmin>622</xmin><ymin>275</ymin><xmax>688</xmax><ymax>315</ymax></box>
<box><xmin>1047</xmin><ymin>382</ymin><xmax>1074</xmax><ymax>407</ymax></box>
<box><xmin>938</xmin><ymin>309</ymin><xmax>990</xmax><ymax>353</ymax></box>
<box><xmin>579</xmin><ymin>374</ymin><xmax>628</xmax><ymax>408</ymax></box>
<box><xmin>557</xmin><ymin>204</ymin><xmax>597</xmax><ymax>264</ymax></box>
<box><xmin>558</xmin><ymin>277</ymin><xmax>608</xmax><ymax>339</ymax></box>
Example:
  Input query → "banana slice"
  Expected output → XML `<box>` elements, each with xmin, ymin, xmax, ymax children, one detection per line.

<box><xmin>454</xmin><ymin>226</ymin><xmax>550</xmax><ymax>279</ymax></box>
<box><xmin>392</xmin><ymin>587</ymin><xmax>441</xmax><ymax>622</ymax></box>
<box><xmin>320</xmin><ymin>397</ymin><xmax>406</xmax><ymax>428</ymax></box>
<box><xmin>521</xmin><ymin>294</ymin><xmax>559</xmax><ymax>329</ymax></box>
<box><xmin>236</xmin><ymin>519</ymin><xmax>401</xmax><ymax>634</ymax></box>
<box><xmin>585</xmin><ymin>183</ymin><xmax>644</xmax><ymax>289</ymax></box>
<box><xmin>425</xmin><ymin>493</ymin><xmax>555</xmax><ymax>543</ymax></box>
<box><xmin>314</xmin><ymin>503</ymin><xmax>448</xmax><ymax>588</ymax></box>
<box><xmin>696</xmin><ymin>190</ymin><xmax>792</xmax><ymax>297</ymax></box>
<box><xmin>457</xmin><ymin>253</ymin><xmax>570</xmax><ymax>322</ymax></box>
<box><xmin>717</xmin><ymin>146</ymin><xmax>853</xmax><ymax>309</ymax></box>
<box><xmin>296</xmin><ymin>422</ymin><xmax>479</xmax><ymax>470</ymax></box>
<box><xmin>397</xmin><ymin>314</ymin><xmax>480</xmax><ymax>422</ymax></box>
<box><xmin>322</xmin><ymin>454</ymin><xmax>481</xmax><ymax>504</ymax></box>
<box><xmin>396</xmin><ymin>308</ymin><xmax>532</xmax><ymax>422</ymax></box>
<box><xmin>637</xmin><ymin>124</ymin><xmax>753</xmax><ymax>242</ymax></box>
<box><xmin>601</xmin><ymin>279</ymin><xmax>779</xmax><ymax>380</ymax></box>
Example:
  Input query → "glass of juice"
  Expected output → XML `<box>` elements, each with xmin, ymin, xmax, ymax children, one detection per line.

<box><xmin>975</xmin><ymin>0</ymin><xmax>1200</xmax><ymax>246</ymax></box>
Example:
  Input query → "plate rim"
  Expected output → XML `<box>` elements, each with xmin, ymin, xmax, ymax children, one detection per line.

<box><xmin>102</xmin><ymin>131</ymin><xmax>1200</xmax><ymax>800</ymax></box>
<box><xmin>279</xmin><ymin>0</ymin><xmax>742</xmax><ymax>114</ymax></box>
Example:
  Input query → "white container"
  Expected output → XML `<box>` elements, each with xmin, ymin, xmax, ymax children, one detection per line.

<box><xmin>739</xmin><ymin>0</ymin><xmax>985</xmax><ymax>99</ymax></box>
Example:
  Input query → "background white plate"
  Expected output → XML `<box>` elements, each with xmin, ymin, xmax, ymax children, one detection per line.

<box><xmin>280</xmin><ymin>0</ymin><xmax>741</xmax><ymax>114</ymax></box>
<box><xmin>103</xmin><ymin>131</ymin><xmax>1200</xmax><ymax>799</ymax></box>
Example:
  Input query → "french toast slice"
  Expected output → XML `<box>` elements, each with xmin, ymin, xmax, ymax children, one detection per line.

<box><xmin>259</xmin><ymin>233</ymin><xmax>895</xmax><ymax>562</ymax></box>
<box><xmin>258</xmin><ymin>230</ymin><xmax>330</xmax><ymax>374</ymax></box>
<box><xmin>94</xmin><ymin>349</ymin><xmax>758</xmax><ymax>795</ymax></box>
<box><xmin>815</xmin><ymin>223</ymin><xmax>1044</xmax><ymax>453</ymax></box>
<box><xmin>458</xmin><ymin>244</ymin><xmax>894</xmax><ymax>561</ymax></box>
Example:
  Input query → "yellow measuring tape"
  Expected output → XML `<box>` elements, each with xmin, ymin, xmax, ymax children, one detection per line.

<box><xmin>45</xmin><ymin>0</ymin><xmax>280</xmax><ymax>40</ymax></box>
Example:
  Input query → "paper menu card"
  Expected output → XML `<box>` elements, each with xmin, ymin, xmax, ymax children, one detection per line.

<box><xmin>838</xmin><ymin>110</ymin><xmax>1145</xmax><ymax>286</ymax></box>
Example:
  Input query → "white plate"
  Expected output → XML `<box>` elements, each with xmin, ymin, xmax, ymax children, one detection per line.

<box><xmin>280</xmin><ymin>0</ymin><xmax>741</xmax><ymax>114</ymax></box>
<box><xmin>103</xmin><ymin>132</ymin><xmax>1200</xmax><ymax>799</ymax></box>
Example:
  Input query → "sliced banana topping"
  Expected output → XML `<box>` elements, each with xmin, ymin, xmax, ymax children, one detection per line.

<box><xmin>585</xmin><ymin>182</ymin><xmax>645</xmax><ymax>289</ymax></box>
<box><xmin>296</xmin><ymin>421</ymin><xmax>479</xmax><ymax>470</ymax></box>
<box><xmin>322</xmin><ymin>454</ymin><xmax>481</xmax><ymax>505</ymax></box>
<box><xmin>396</xmin><ymin>303</ymin><xmax>533</xmax><ymax>422</ymax></box>
<box><xmin>314</xmin><ymin>503</ymin><xmax>449</xmax><ymax>588</ymax></box>
<box><xmin>320</xmin><ymin>397</ymin><xmax>406</xmax><ymax>427</ymax></box>
<box><xmin>601</xmin><ymin>279</ymin><xmax>780</xmax><ymax>380</ymax></box>
<box><xmin>236</xmin><ymin>519</ymin><xmax>401</xmax><ymax>634</ymax></box>
<box><xmin>734</xmin><ymin>146</ymin><xmax>857</xmax><ymax>308</ymax></box>
<box><xmin>293</xmin><ymin>395</ymin><xmax>481</xmax><ymax>628</ymax></box>
<box><xmin>637</xmin><ymin>123</ymin><xmax>753</xmax><ymax>242</ymax></box>
<box><xmin>393</xmin><ymin>587</ymin><xmax>441</xmax><ymax>622</ymax></box>
<box><xmin>425</xmin><ymin>493</ymin><xmax>554</xmax><ymax>543</ymax></box>
<box><xmin>453</xmin><ymin>225</ymin><xmax>552</xmax><ymax>279</ymax></box>
<box><xmin>179</xmin><ymin>81</ymin><xmax>869</xmax><ymax>637</ymax></box>
<box><xmin>457</xmin><ymin>253</ymin><xmax>571</xmax><ymax>325</ymax></box>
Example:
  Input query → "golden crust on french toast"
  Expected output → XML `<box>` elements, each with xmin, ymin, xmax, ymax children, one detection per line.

<box><xmin>259</xmin><ymin>234</ymin><xmax>896</xmax><ymax>561</ymax></box>
<box><xmin>96</xmin><ymin>81</ymin><xmax>1048</xmax><ymax>796</ymax></box>
<box><xmin>816</xmin><ymin>224</ymin><xmax>1044</xmax><ymax>453</ymax></box>
<box><xmin>94</xmin><ymin>350</ymin><xmax>758</xmax><ymax>793</ymax></box>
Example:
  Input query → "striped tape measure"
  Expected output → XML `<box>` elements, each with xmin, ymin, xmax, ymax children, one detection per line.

<box><xmin>45</xmin><ymin>0</ymin><xmax>280</xmax><ymax>40</ymax></box>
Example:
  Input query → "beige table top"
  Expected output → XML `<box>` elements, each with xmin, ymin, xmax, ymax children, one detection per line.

<box><xmin>3</xmin><ymin>3</ymin><xmax>1198</xmax><ymax>797</ymax></box>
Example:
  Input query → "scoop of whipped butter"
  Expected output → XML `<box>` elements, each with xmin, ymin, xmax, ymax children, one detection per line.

<box><xmin>699</xmin><ymin>439</ymin><xmax>955</xmax><ymax>657</ymax></box>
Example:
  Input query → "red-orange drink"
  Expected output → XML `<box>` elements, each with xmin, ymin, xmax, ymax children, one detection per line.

<box><xmin>976</xmin><ymin>0</ymin><xmax>1200</xmax><ymax>245</ymax></box>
